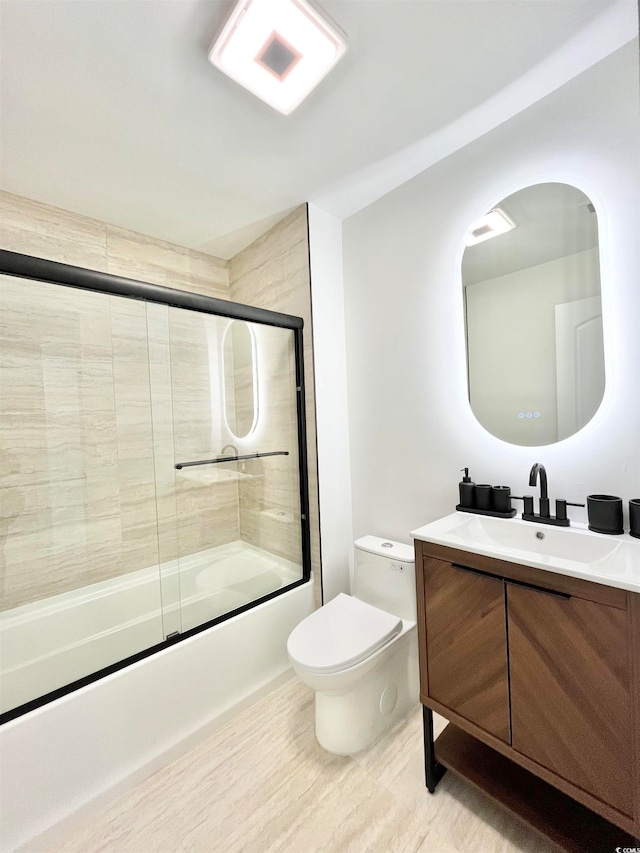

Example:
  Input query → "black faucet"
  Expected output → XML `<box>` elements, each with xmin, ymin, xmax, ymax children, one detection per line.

<box><xmin>529</xmin><ymin>463</ymin><xmax>550</xmax><ymax>518</ymax></box>
<box><xmin>517</xmin><ymin>463</ymin><xmax>584</xmax><ymax>527</ymax></box>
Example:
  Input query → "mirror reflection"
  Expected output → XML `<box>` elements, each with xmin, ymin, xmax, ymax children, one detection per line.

<box><xmin>462</xmin><ymin>182</ymin><xmax>604</xmax><ymax>447</ymax></box>
<box><xmin>223</xmin><ymin>320</ymin><xmax>258</xmax><ymax>439</ymax></box>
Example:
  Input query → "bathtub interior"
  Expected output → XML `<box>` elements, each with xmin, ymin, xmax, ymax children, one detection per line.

<box><xmin>179</xmin><ymin>541</ymin><xmax>302</xmax><ymax>630</ymax></box>
<box><xmin>0</xmin><ymin>541</ymin><xmax>303</xmax><ymax>715</ymax></box>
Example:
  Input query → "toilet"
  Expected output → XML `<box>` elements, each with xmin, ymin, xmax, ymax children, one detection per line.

<box><xmin>287</xmin><ymin>535</ymin><xmax>419</xmax><ymax>755</ymax></box>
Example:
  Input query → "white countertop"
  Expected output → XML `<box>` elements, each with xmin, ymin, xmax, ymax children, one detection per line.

<box><xmin>411</xmin><ymin>511</ymin><xmax>640</xmax><ymax>593</ymax></box>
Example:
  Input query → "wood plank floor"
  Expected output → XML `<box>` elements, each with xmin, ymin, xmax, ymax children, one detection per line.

<box><xmin>31</xmin><ymin>679</ymin><xmax>557</xmax><ymax>853</ymax></box>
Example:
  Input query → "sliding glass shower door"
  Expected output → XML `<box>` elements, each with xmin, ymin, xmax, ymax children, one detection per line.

<box><xmin>0</xmin><ymin>252</ymin><xmax>310</xmax><ymax>721</ymax></box>
<box><xmin>150</xmin><ymin>305</ymin><xmax>306</xmax><ymax>635</ymax></box>
<box><xmin>0</xmin><ymin>276</ymin><xmax>166</xmax><ymax>714</ymax></box>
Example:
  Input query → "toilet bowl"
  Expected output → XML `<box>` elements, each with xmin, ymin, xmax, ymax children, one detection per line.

<box><xmin>287</xmin><ymin>536</ymin><xmax>419</xmax><ymax>755</ymax></box>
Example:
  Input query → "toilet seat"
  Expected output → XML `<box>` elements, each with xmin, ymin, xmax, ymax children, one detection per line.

<box><xmin>287</xmin><ymin>593</ymin><xmax>402</xmax><ymax>675</ymax></box>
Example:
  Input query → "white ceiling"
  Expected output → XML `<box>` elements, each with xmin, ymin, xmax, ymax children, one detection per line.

<box><xmin>0</xmin><ymin>0</ymin><xmax>636</xmax><ymax>258</ymax></box>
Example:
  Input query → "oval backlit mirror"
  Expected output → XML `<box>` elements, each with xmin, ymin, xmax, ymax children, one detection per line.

<box><xmin>462</xmin><ymin>182</ymin><xmax>605</xmax><ymax>446</ymax></box>
<box><xmin>223</xmin><ymin>320</ymin><xmax>258</xmax><ymax>439</ymax></box>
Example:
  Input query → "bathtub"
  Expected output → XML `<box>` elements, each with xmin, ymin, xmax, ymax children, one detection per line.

<box><xmin>0</xmin><ymin>541</ymin><xmax>302</xmax><ymax>715</ymax></box>
<box><xmin>0</xmin><ymin>543</ymin><xmax>314</xmax><ymax>851</ymax></box>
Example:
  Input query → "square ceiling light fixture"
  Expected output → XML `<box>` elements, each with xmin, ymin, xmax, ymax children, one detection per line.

<box><xmin>465</xmin><ymin>208</ymin><xmax>516</xmax><ymax>246</ymax></box>
<box><xmin>208</xmin><ymin>0</ymin><xmax>348</xmax><ymax>115</ymax></box>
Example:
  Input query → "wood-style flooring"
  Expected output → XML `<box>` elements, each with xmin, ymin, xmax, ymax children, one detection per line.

<box><xmin>33</xmin><ymin>679</ymin><xmax>556</xmax><ymax>853</ymax></box>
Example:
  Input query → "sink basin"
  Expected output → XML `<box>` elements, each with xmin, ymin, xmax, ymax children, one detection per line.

<box><xmin>411</xmin><ymin>512</ymin><xmax>640</xmax><ymax>592</ymax></box>
<box><xmin>439</xmin><ymin>514</ymin><xmax>619</xmax><ymax>561</ymax></box>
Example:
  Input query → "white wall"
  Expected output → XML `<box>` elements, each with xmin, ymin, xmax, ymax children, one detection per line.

<box><xmin>307</xmin><ymin>205</ymin><xmax>353</xmax><ymax>601</ymax></box>
<box><xmin>342</xmin><ymin>43</ymin><xmax>640</xmax><ymax>542</ymax></box>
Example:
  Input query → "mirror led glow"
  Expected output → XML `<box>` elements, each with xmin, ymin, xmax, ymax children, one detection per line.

<box><xmin>208</xmin><ymin>0</ymin><xmax>347</xmax><ymax>115</ymax></box>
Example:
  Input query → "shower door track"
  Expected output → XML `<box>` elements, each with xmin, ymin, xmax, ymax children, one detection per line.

<box><xmin>0</xmin><ymin>248</ymin><xmax>313</xmax><ymax>724</ymax></box>
<box><xmin>0</xmin><ymin>249</ymin><xmax>302</xmax><ymax>329</ymax></box>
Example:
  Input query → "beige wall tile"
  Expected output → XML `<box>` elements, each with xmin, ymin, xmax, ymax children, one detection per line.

<box><xmin>106</xmin><ymin>225</ymin><xmax>191</xmax><ymax>291</ymax></box>
<box><xmin>188</xmin><ymin>250</ymin><xmax>230</xmax><ymax>300</ymax></box>
<box><xmin>229</xmin><ymin>205</ymin><xmax>320</xmax><ymax>598</ymax></box>
<box><xmin>146</xmin><ymin>306</ymin><xmax>181</xmax><ymax>575</ymax></box>
<box><xmin>109</xmin><ymin>299</ymin><xmax>159</xmax><ymax>574</ymax></box>
<box><xmin>0</xmin><ymin>192</ymin><xmax>109</xmax><ymax>271</ymax></box>
<box><xmin>1</xmin><ymin>512</ymin><xmax>124</xmax><ymax>610</ymax></box>
<box><xmin>1</xmin><ymin>195</ymin><xmax>318</xmax><ymax>614</ymax></box>
<box><xmin>1</xmin><ymin>276</ymin><xmax>124</xmax><ymax>609</ymax></box>
<box><xmin>234</xmin><ymin>322</ymin><xmax>301</xmax><ymax>568</ymax></box>
<box><xmin>149</xmin><ymin>305</ymin><xmax>243</xmax><ymax>559</ymax></box>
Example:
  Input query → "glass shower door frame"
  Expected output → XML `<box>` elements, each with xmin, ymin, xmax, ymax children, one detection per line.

<box><xmin>0</xmin><ymin>248</ymin><xmax>311</xmax><ymax>724</ymax></box>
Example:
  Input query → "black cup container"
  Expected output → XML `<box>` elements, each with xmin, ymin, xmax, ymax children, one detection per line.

<box><xmin>492</xmin><ymin>486</ymin><xmax>511</xmax><ymax>514</ymax></box>
<box><xmin>630</xmin><ymin>499</ymin><xmax>640</xmax><ymax>539</ymax></box>
<box><xmin>587</xmin><ymin>494</ymin><xmax>624</xmax><ymax>535</ymax></box>
<box><xmin>475</xmin><ymin>484</ymin><xmax>493</xmax><ymax>511</ymax></box>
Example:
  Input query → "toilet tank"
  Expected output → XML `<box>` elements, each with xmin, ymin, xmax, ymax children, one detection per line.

<box><xmin>353</xmin><ymin>536</ymin><xmax>416</xmax><ymax>622</ymax></box>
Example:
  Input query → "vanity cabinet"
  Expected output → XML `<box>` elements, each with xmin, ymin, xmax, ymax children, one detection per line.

<box><xmin>508</xmin><ymin>582</ymin><xmax>634</xmax><ymax>817</ymax></box>
<box><xmin>415</xmin><ymin>538</ymin><xmax>640</xmax><ymax>843</ymax></box>
<box><xmin>423</xmin><ymin>557</ymin><xmax>510</xmax><ymax>742</ymax></box>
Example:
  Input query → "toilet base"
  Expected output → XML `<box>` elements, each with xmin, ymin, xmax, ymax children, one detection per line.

<box><xmin>314</xmin><ymin>631</ymin><xmax>419</xmax><ymax>755</ymax></box>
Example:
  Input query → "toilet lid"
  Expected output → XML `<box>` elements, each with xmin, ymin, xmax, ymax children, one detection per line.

<box><xmin>287</xmin><ymin>593</ymin><xmax>402</xmax><ymax>674</ymax></box>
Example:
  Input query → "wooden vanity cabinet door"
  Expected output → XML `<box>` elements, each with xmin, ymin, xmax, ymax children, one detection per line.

<box><xmin>423</xmin><ymin>557</ymin><xmax>510</xmax><ymax>742</ymax></box>
<box><xmin>508</xmin><ymin>583</ymin><xmax>635</xmax><ymax>817</ymax></box>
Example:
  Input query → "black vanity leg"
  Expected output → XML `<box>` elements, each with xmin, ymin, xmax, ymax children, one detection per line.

<box><xmin>423</xmin><ymin>705</ymin><xmax>447</xmax><ymax>793</ymax></box>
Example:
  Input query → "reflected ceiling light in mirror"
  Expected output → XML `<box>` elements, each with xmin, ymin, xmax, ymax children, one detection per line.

<box><xmin>208</xmin><ymin>0</ymin><xmax>348</xmax><ymax>115</ymax></box>
<box><xmin>465</xmin><ymin>208</ymin><xmax>516</xmax><ymax>246</ymax></box>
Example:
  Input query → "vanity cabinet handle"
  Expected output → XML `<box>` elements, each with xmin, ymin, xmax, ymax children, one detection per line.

<box><xmin>506</xmin><ymin>579</ymin><xmax>571</xmax><ymax>600</ymax></box>
<box><xmin>451</xmin><ymin>563</ymin><xmax>502</xmax><ymax>582</ymax></box>
<box><xmin>449</xmin><ymin>564</ymin><xmax>572</xmax><ymax>599</ymax></box>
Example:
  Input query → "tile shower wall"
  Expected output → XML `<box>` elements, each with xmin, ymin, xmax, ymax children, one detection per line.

<box><xmin>0</xmin><ymin>193</ymin><xmax>320</xmax><ymax>610</ymax></box>
<box><xmin>232</xmin><ymin>325</ymin><xmax>301</xmax><ymax>566</ymax></box>
<box><xmin>146</xmin><ymin>305</ymin><xmax>243</xmax><ymax>596</ymax></box>
<box><xmin>0</xmin><ymin>280</ymin><xmax>128</xmax><ymax>609</ymax></box>
<box><xmin>229</xmin><ymin>207</ymin><xmax>321</xmax><ymax>603</ymax></box>
<box><xmin>168</xmin><ymin>309</ymin><xmax>243</xmax><ymax>554</ymax></box>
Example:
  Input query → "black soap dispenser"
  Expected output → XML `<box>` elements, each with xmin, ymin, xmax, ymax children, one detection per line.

<box><xmin>458</xmin><ymin>468</ymin><xmax>475</xmax><ymax>508</ymax></box>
